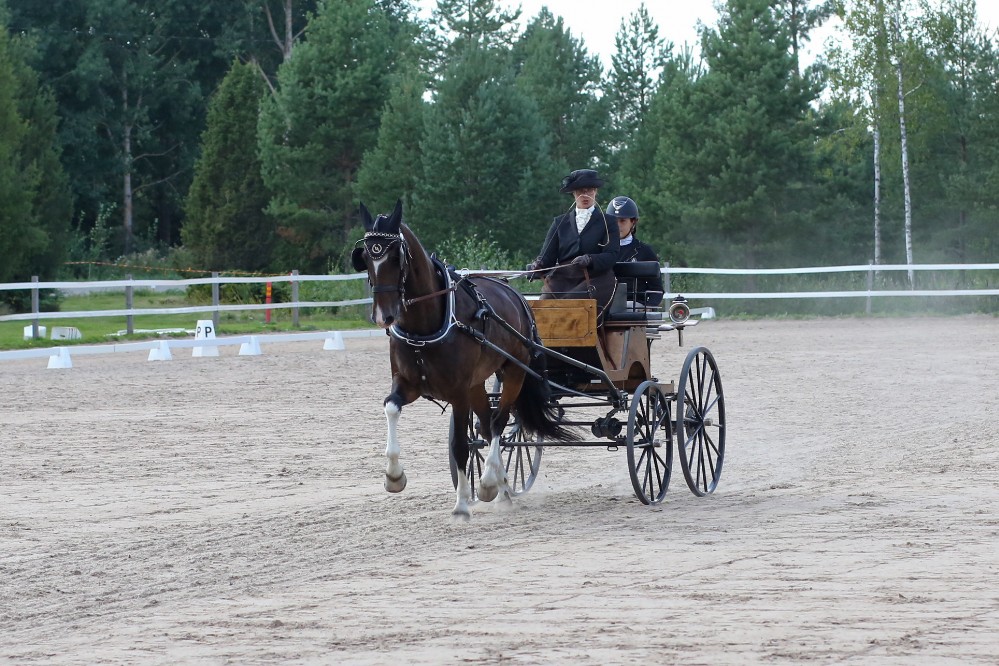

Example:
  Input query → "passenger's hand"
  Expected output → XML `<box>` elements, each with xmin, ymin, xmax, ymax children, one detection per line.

<box><xmin>571</xmin><ymin>254</ymin><xmax>592</xmax><ymax>268</ymax></box>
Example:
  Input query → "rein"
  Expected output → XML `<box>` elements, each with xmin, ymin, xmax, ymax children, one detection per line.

<box><xmin>404</xmin><ymin>284</ymin><xmax>456</xmax><ymax>307</ymax></box>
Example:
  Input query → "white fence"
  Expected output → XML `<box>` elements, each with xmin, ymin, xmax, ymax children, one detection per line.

<box><xmin>1</xmin><ymin>262</ymin><xmax>997</xmax><ymax>368</ymax></box>
<box><xmin>2</xmin><ymin>263</ymin><xmax>998</xmax><ymax>326</ymax></box>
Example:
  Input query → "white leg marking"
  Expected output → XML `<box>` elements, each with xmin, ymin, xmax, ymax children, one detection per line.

<box><xmin>384</xmin><ymin>402</ymin><xmax>407</xmax><ymax>492</ymax></box>
<box><xmin>452</xmin><ymin>470</ymin><xmax>472</xmax><ymax>519</ymax></box>
<box><xmin>477</xmin><ymin>435</ymin><xmax>506</xmax><ymax>503</ymax></box>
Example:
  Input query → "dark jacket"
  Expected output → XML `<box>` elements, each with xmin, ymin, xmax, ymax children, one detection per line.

<box><xmin>618</xmin><ymin>236</ymin><xmax>665</xmax><ymax>306</ymax></box>
<box><xmin>536</xmin><ymin>207</ymin><xmax>620</xmax><ymax>275</ymax></box>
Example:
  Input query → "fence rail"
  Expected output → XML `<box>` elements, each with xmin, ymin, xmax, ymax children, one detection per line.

<box><xmin>3</xmin><ymin>263</ymin><xmax>998</xmax><ymax>333</ymax></box>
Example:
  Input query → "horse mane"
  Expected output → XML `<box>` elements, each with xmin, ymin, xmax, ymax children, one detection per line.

<box><xmin>397</xmin><ymin>223</ymin><xmax>438</xmax><ymax>294</ymax></box>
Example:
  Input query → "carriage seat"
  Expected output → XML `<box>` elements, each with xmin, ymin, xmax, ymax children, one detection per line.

<box><xmin>604</xmin><ymin>262</ymin><xmax>664</xmax><ymax>325</ymax></box>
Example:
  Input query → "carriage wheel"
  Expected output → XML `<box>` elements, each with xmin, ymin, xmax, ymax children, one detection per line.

<box><xmin>447</xmin><ymin>379</ymin><xmax>543</xmax><ymax>501</ymax></box>
<box><xmin>626</xmin><ymin>380</ymin><xmax>673</xmax><ymax>505</ymax></box>
<box><xmin>676</xmin><ymin>346</ymin><xmax>726</xmax><ymax>496</ymax></box>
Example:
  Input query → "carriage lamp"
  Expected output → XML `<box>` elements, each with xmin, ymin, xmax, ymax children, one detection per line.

<box><xmin>668</xmin><ymin>295</ymin><xmax>690</xmax><ymax>325</ymax></box>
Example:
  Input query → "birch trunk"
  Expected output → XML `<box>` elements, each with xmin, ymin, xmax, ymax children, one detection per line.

<box><xmin>892</xmin><ymin>9</ymin><xmax>915</xmax><ymax>286</ymax></box>
<box><xmin>872</xmin><ymin>96</ymin><xmax>882</xmax><ymax>271</ymax></box>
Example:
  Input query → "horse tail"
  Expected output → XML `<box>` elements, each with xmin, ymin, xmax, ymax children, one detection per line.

<box><xmin>514</xmin><ymin>348</ymin><xmax>580</xmax><ymax>443</ymax></box>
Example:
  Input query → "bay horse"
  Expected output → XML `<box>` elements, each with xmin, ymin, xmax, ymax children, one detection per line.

<box><xmin>351</xmin><ymin>200</ymin><xmax>575</xmax><ymax>518</ymax></box>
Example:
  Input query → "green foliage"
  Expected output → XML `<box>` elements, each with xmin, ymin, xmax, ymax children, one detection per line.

<box><xmin>2</xmin><ymin>0</ymin><xmax>999</xmax><ymax>288</ymax></box>
<box><xmin>413</xmin><ymin>47</ymin><xmax>559</xmax><ymax>255</ymax></box>
<box><xmin>355</xmin><ymin>67</ymin><xmax>428</xmax><ymax>220</ymax></box>
<box><xmin>606</xmin><ymin>3</ymin><xmax>669</xmax><ymax>145</ymax></box>
<box><xmin>184</xmin><ymin>60</ymin><xmax>274</xmax><ymax>272</ymax></box>
<box><xmin>0</xmin><ymin>16</ymin><xmax>72</xmax><ymax>298</ymax></box>
<box><xmin>511</xmin><ymin>8</ymin><xmax>609</xmax><ymax>175</ymax></box>
<box><xmin>653</xmin><ymin>0</ymin><xmax>821</xmax><ymax>268</ymax></box>
<box><xmin>436</xmin><ymin>234</ymin><xmax>515</xmax><ymax>270</ymax></box>
<box><xmin>258</xmin><ymin>0</ymin><xmax>411</xmax><ymax>273</ymax></box>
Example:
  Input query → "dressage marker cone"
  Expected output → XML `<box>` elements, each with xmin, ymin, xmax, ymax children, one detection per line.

<box><xmin>47</xmin><ymin>347</ymin><xmax>73</xmax><ymax>369</ymax></box>
<box><xmin>323</xmin><ymin>332</ymin><xmax>345</xmax><ymax>351</ymax></box>
<box><xmin>192</xmin><ymin>319</ymin><xmax>219</xmax><ymax>357</ymax></box>
<box><xmin>239</xmin><ymin>336</ymin><xmax>262</xmax><ymax>356</ymax></box>
<box><xmin>148</xmin><ymin>340</ymin><xmax>173</xmax><ymax>361</ymax></box>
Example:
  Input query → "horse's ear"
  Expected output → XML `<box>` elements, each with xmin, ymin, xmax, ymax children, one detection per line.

<box><xmin>386</xmin><ymin>199</ymin><xmax>403</xmax><ymax>231</ymax></box>
<box><xmin>359</xmin><ymin>202</ymin><xmax>375</xmax><ymax>232</ymax></box>
<box><xmin>350</xmin><ymin>247</ymin><xmax>367</xmax><ymax>272</ymax></box>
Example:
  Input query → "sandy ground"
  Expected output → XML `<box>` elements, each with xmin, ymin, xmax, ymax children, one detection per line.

<box><xmin>2</xmin><ymin>316</ymin><xmax>998</xmax><ymax>664</ymax></box>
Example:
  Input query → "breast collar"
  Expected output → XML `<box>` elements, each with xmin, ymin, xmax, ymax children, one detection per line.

<box><xmin>388</xmin><ymin>255</ymin><xmax>458</xmax><ymax>347</ymax></box>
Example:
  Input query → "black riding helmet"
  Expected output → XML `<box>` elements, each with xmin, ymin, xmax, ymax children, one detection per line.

<box><xmin>605</xmin><ymin>196</ymin><xmax>639</xmax><ymax>220</ymax></box>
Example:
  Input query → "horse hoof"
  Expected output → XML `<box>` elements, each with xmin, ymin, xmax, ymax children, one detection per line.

<box><xmin>384</xmin><ymin>471</ymin><xmax>407</xmax><ymax>493</ymax></box>
<box><xmin>451</xmin><ymin>508</ymin><xmax>471</xmax><ymax>521</ymax></box>
<box><xmin>477</xmin><ymin>484</ymin><xmax>499</xmax><ymax>503</ymax></box>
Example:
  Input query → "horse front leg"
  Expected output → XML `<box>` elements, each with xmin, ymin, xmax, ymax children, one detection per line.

<box><xmin>383</xmin><ymin>380</ymin><xmax>419</xmax><ymax>493</ymax></box>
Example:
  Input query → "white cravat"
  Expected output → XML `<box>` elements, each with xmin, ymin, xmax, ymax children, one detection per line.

<box><xmin>575</xmin><ymin>207</ymin><xmax>594</xmax><ymax>233</ymax></box>
<box><xmin>620</xmin><ymin>235</ymin><xmax>634</xmax><ymax>246</ymax></box>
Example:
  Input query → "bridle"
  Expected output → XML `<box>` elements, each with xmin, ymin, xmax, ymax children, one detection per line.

<box><xmin>360</xmin><ymin>231</ymin><xmax>410</xmax><ymax>301</ymax></box>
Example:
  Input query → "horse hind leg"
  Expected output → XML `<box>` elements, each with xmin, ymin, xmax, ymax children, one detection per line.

<box><xmin>466</xmin><ymin>385</ymin><xmax>500</xmax><ymax>503</ymax></box>
<box><xmin>383</xmin><ymin>397</ymin><xmax>407</xmax><ymax>493</ymax></box>
<box><xmin>478</xmin><ymin>371</ymin><xmax>524</xmax><ymax>504</ymax></box>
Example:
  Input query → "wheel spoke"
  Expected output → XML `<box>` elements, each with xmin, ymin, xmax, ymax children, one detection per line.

<box><xmin>702</xmin><ymin>392</ymin><xmax>720</xmax><ymax>417</ymax></box>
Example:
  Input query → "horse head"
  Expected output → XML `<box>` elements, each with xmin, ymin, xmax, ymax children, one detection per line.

<box><xmin>352</xmin><ymin>200</ymin><xmax>409</xmax><ymax>328</ymax></box>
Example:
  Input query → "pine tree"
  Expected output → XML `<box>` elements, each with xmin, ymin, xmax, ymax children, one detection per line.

<box><xmin>0</xmin><ymin>10</ymin><xmax>71</xmax><ymax>288</ymax></box>
<box><xmin>183</xmin><ymin>60</ymin><xmax>273</xmax><ymax>272</ymax></box>
<box><xmin>257</xmin><ymin>0</ymin><xmax>410</xmax><ymax>272</ymax></box>
<box><xmin>511</xmin><ymin>8</ymin><xmax>608</xmax><ymax>176</ymax></box>
<box><xmin>355</xmin><ymin>67</ymin><xmax>428</xmax><ymax>221</ymax></box>
<box><xmin>606</xmin><ymin>3</ymin><xmax>669</xmax><ymax>147</ymax></box>
<box><xmin>654</xmin><ymin>0</ymin><xmax>819</xmax><ymax>269</ymax></box>
<box><xmin>414</xmin><ymin>47</ymin><xmax>557</xmax><ymax>257</ymax></box>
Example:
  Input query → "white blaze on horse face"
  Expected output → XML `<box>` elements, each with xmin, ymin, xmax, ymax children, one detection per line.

<box><xmin>370</xmin><ymin>254</ymin><xmax>399</xmax><ymax>328</ymax></box>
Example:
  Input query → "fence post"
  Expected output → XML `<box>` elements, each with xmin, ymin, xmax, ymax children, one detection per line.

<box><xmin>212</xmin><ymin>272</ymin><xmax>220</xmax><ymax>329</ymax></box>
<box><xmin>866</xmin><ymin>261</ymin><xmax>873</xmax><ymax>316</ymax></box>
<box><xmin>31</xmin><ymin>275</ymin><xmax>40</xmax><ymax>340</ymax></box>
<box><xmin>663</xmin><ymin>262</ymin><xmax>671</xmax><ymax>295</ymax></box>
<box><xmin>291</xmin><ymin>269</ymin><xmax>300</xmax><ymax>328</ymax></box>
<box><xmin>125</xmin><ymin>273</ymin><xmax>134</xmax><ymax>335</ymax></box>
<box><xmin>265</xmin><ymin>281</ymin><xmax>272</xmax><ymax>324</ymax></box>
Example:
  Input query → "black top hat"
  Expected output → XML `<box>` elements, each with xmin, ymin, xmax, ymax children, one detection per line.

<box><xmin>559</xmin><ymin>169</ymin><xmax>605</xmax><ymax>193</ymax></box>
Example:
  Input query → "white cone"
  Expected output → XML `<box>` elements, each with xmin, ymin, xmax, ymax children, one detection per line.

<box><xmin>148</xmin><ymin>340</ymin><xmax>173</xmax><ymax>361</ymax></box>
<box><xmin>323</xmin><ymin>332</ymin><xmax>345</xmax><ymax>351</ymax></box>
<box><xmin>47</xmin><ymin>347</ymin><xmax>73</xmax><ymax>369</ymax></box>
<box><xmin>239</xmin><ymin>336</ymin><xmax>262</xmax><ymax>356</ymax></box>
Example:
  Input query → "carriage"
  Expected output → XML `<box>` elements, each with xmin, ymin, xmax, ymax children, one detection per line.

<box><xmin>352</xmin><ymin>201</ymin><xmax>725</xmax><ymax>517</ymax></box>
<box><xmin>448</xmin><ymin>260</ymin><xmax>726</xmax><ymax>506</ymax></box>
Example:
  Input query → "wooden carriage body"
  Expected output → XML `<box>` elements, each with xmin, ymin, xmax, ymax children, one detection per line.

<box><xmin>527</xmin><ymin>261</ymin><xmax>678</xmax><ymax>394</ymax></box>
<box><xmin>530</xmin><ymin>298</ymin><xmax>657</xmax><ymax>393</ymax></box>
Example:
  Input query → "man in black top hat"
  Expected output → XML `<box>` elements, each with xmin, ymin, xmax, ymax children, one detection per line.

<box><xmin>526</xmin><ymin>169</ymin><xmax>619</xmax><ymax>315</ymax></box>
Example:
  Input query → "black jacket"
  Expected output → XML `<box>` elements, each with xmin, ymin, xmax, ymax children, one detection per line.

<box><xmin>618</xmin><ymin>236</ymin><xmax>665</xmax><ymax>306</ymax></box>
<box><xmin>535</xmin><ymin>207</ymin><xmax>619</xmax><ymax>275</ymax></box>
